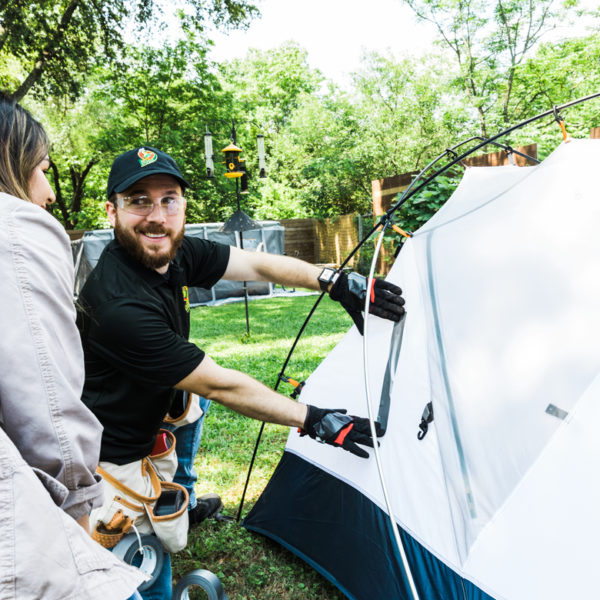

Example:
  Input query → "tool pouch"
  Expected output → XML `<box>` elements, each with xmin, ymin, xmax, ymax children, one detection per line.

<box><xmin>144</xmin><ymin>481</ymin><xmax>189</xmax><ymax>553</ymax></box>
<box><xmin>163</xmin><ymin>391</ymin><xmax>204</xmax><ymax>428</ymax></box>
<box><xmin>91</xmin><ymin>429</ymin><xmax>189</xmax><ymax>552</ymax></box>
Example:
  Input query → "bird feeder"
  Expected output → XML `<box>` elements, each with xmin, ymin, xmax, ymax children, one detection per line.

<box><xmin>222</xmin><ymin>143</ymin><xmax>244</xmax><ymax>178</ymax></box>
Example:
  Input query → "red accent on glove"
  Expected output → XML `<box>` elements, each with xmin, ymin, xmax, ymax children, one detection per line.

<box><xmin>334</xmin><ymin>422</ymin><xmax>354</xmax><ymax>446</ymax></box>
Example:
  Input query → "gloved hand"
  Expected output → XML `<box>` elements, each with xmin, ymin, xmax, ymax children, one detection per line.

<box><xmin>300</xmin><ymin>404</ymin><xmax>384</xmax><ymax>459</ymax></box>
<box><xmin>329</xmin><ymin>272</ymin><xmax>405</xmax><ymax>335</ymax></box>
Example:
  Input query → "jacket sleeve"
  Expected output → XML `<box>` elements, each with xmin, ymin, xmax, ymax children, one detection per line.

<box><xmin>0</xmin><ymin>197</ymin><xmax>104</xmax><ymax>520</ymax></box>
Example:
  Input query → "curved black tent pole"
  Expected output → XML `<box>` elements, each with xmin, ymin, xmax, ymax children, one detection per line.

<box><xmin>235</xmin><ymin>90</ymin><xmax>600</xmax><ymax>521</ymax></box>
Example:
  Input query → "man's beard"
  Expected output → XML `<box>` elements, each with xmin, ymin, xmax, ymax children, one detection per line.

<box><xmin>114</xmin><ymin>215</ymin><xmax>184</xmax><ymax>270</ymax></box>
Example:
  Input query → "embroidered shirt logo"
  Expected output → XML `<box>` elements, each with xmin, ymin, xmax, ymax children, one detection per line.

<box><xmin>138</xmin><ymin>148</ymin><xmax>158</xmax><ymax>167</ymax></box>
<box><xmin>182</xmin><ymin>286</ymin><xmax>190</xmax><ymax>313</ymax></box>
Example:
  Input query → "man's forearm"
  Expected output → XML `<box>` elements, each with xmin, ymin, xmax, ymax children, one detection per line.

<box><xmin>252</xmin><ymin>253</ymin><xmax>321</xmax><ymax>291</ymax></box>
<box><xmin>223</xmin><ymin>247</ymin><xmax>323</xmax><ymax>291</ymax></box>
<box><xmin>175</xmin><ymin>356</ymin><xmax>308</xmax><ymax>428</ymax></box>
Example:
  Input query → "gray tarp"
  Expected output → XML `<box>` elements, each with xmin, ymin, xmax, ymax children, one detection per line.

<box><xmin>71</xmin><ymin>221</ymin><xmax>285</xmax><ymax>306</ymax></box>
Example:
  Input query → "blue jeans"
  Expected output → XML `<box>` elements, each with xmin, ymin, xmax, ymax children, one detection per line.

<box><xmin>164</xmin><ymin>396</ymin><xmax>211</xmax><ymax>509</ymax></box>
<box><xmin>139</xmin><ymin>552</ymin><xmax>171</xmax><ymax>600</ymax></box>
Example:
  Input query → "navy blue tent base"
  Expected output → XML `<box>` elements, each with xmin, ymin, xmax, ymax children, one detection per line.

<box><xmin>243</xmin><ymin>452</ymin><xmax>495</xmax><ymax>600</ymax></box>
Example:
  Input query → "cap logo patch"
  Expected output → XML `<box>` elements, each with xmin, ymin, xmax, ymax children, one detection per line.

<box><xmin>138</xmin><ymin>148</ymin><xmax>158</xmax><ymax>167</ymax></box>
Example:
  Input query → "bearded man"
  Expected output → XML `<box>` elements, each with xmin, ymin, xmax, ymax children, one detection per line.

<box><xmin>77</xmin><ymin>147</ymin><xmax>405</xmax><ymax>600</ymax></box>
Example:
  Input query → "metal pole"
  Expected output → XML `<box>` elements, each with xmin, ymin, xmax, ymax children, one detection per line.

<box><xmin>229</xmin><ymin>119</ymin><xmax>251</xmax><ymax>337</ymax></box>
<box><xmin>236</xmin><ymin>177</ymin><xmax>250</xmax><ymax>336</ymax></box>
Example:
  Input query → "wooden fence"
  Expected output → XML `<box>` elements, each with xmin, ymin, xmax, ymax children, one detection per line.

<box><xmin>278</xmin><ymin>218</ymin><xmax>316</xmax><ymax>263</ymax></box>
<box><xmin>280</xmin><ymin>214</ymin><xmax>359</xmax><ymax>268</ymax></box>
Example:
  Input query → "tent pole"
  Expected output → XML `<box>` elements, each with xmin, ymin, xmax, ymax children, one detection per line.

<box><xmin>362</xmin><ymin>224</ymin><xmax>421</xmax><ymax>600</ymax></box>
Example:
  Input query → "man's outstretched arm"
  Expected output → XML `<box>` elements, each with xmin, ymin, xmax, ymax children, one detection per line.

<box><xmin>223</xmin><ymin>247</ymin><xmax>406</xmax><ymax>334</ymax></box>
<box><xmin>175</xmin><ymin>355</ymin><xmax>381</xmax><ymax>458</ymax></box>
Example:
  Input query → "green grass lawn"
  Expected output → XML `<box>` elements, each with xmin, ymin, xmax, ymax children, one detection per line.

<box><xmin>171</xmin><ymin>293</ymin><xmax>352</xmax><ymax>599</ymax></box>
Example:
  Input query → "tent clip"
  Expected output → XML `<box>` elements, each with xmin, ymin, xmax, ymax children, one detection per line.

<box><xmin>376</xmin><ymin>213</ymin><xmax>413</xmax><ymax>239</ymax></box>
<box><xmin>553</xmin><ymin>106</ymin><xmax>571</xmax><ymax>142</ymax></box>
<box><xmin>417</xmin><ymin>402</ymin><xmax>434</xmax><ymax>440</ymax></box>
<box><xmin>279</xmin><ymin>373</ymin><xmax>305</xmax><ymax>399</ymax></box>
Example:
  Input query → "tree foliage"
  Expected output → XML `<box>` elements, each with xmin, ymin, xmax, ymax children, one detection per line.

<box><xmin>3</xmin><ymin>1</ymin><xmax>258</xmax><ymax>228</ymax></box>
<box><xmin>511</xmin><ymin>34</ymin><xmax>600</xmax><ymax>137</ymax></box>
<box><xmin>39</xmin><ymin>34</ymin><xmax>236</xmax><ymax>228</ymax></box>
<box><xmin>216</xmin><ymin>43</ymin><xmax>327</xmax><ymax>218</ymax></box>
<box><xmin>352</xmin><ymin>51</ymin><xmax>470</xmax><ymax>174</ymax></box>
<box><xmin>0</xmin><ymin>0</ymin><xmax>258</xmax><ymax>102</ymax></box>
<box><xmin>2</xmin><ymin>2</ymin><xmax>598</xmax><ymax>230</ymax></box>
<box><xmin>219</xmin><ymin>42</ymin><xmax>323</xmax><ymax>135</ymax></box>
<box><xmin>403</xmin><ymin>0</ymin><xmax>583</xmax><ymax>135</ymax></box>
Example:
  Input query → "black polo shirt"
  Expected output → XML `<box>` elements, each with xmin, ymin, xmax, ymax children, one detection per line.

<box><xmin>77</xmin><ymin>236</ymin><xmax>230</xmax><ymax>464</ymax></box>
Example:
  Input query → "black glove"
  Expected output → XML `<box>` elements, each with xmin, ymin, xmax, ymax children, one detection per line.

<box><xmin>300</xmin><ymin>404</ymin><xmax>384</xmax><ymax>459</ymax></box>
<box><xmin>329</xmin><ymin>272</ymin><xmax>405</xmax><ymax>335</ymax></box>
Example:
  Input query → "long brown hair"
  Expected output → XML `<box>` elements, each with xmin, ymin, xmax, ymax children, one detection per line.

<box><xmin>0</xmin><ymin>91</ymin><xmax>49</xmax><ymax>202</ymax></box>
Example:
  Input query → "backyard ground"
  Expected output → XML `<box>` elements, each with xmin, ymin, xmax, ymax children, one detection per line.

<box><xmin>171</xmin><ymin>292</ymin><xmax>352</xmax><ymax>599</ymax></box>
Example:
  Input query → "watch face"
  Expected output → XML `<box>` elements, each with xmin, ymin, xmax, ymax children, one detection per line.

<box><xmin>319</xmin><ymin>267</ymin><xmax>335</xmax><ymax>282</ymax></box>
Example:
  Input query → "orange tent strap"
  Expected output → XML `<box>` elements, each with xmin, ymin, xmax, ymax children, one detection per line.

<box><xmin>558</xmin><ymin>120</ymin><xmax>570</xmax><ymax>142</ymax></box>
<box><xmin>374</xmin><ymin>216</ymin><xmax>412</xmax><ymax>238</ymax></box>
<box><xmin>391</xmin><ymin>224</ymin><xmax>412</xmax><ymax>238</ymax></box>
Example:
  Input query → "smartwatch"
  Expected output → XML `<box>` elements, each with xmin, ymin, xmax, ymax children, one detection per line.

<box><xmin>318</xmin><ymin>267</ymin><xmax>340</xmax><ymax>292</ymax></box>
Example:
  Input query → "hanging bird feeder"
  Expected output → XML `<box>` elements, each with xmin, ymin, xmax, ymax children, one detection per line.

<box><xmin>222</xmin><ymin>143</ymin><xmax>244</xmax><ymax>178</ymax></box>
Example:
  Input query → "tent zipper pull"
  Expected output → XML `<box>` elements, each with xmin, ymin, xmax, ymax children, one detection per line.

<box><xmin>417</xmin><ymin>402</ymin><xmax>434</xmax><ymax>440</ymax></box>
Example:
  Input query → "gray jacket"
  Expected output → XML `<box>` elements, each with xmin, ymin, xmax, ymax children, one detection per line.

<box><xmin>0</xmin><ymin>194</ymin><xmax>144</xmax><ymax>598</ymax></box>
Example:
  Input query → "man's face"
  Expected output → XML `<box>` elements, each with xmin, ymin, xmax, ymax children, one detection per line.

<box><xmin>107</xmin><ymin>174</ymin><xmax>186</xmax><ymax>273</ymax></box>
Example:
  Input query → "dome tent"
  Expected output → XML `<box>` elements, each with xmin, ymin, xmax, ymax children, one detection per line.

<box><xmin>244</xmin><ymin>139</ymin><xmax>600</xmax><ymax>599</ymax></box>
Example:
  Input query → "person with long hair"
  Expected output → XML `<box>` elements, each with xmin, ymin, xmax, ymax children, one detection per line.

<box><xmin>0</xmin><ymin>92</ymin><xmax>144</xmax><ymax>598</ymax></box>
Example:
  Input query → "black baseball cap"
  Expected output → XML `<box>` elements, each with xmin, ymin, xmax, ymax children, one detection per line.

<box><xmin>106</xmin><ymin>147</ymin><xmax>190</xmax><ymax>198</ymax></box>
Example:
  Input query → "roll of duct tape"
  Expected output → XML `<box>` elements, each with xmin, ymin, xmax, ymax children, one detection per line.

<box><xmin>113</xmin><ymin>533</ymin><xmax>164</xmax><ymax>592</ymax></box>
<box><xmin>173</xmin><ymin>569</ymin><xmax>229</xmax><ymax>600</ymax></box>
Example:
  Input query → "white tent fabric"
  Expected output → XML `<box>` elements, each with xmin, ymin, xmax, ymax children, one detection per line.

<box><xmin>279</xmin><ymin>139</ymin><xmax>600</xmax><ymax>599</ymax></box>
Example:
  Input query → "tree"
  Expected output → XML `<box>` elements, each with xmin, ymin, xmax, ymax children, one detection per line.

<box><xmin>214</xmin><ymin>43</ymin><xmax>326</xmax><ymax>219</ymax></box>
<box><xmin>35</xmin><ymin>33</ymin><xmax>231</xmax><ymax>228</ymax></box>
<box><xmin>255</xmin><ymin>87</ymin><xmax>370</xmax><ymax>218</ymax></box>
<box><xmin>352</xmin><ymin>51</ymin><xmax>469</xmax><ymax>176</ymax></box>
<box><xmin>506</xmin><ymin>33</ymin><xmax>600</xmax><ymax>156</ymax></box>
<box><xmin>0</xmin><ymin>0</ymin><xmax>258</xmax><ymax>102</ymax></box>
<box><xmin>218</xmin><ymin>42</ymin><xmax>323</xmax><ymax>136</ymax></box>
<box><xmin>218</xmin><ymin>45</ymin><xmax>469</xmax><ymax>219</ymax></box>
<box><xmin>402</xmin><ymin>0</ymin><xmax>581</xmax><ymax>136</ymax></box>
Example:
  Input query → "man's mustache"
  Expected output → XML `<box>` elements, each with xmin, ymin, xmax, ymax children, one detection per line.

<box><xmin>136</xmin><ymin>224</ymin><xmax>170</xmax><ymax>236</ymax></box>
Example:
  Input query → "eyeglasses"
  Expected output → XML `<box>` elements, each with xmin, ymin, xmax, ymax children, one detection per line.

<box><xmin>115</xmin><ymin>195</ymin><xmax>186</xmax><ymax>216</ymax></box>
